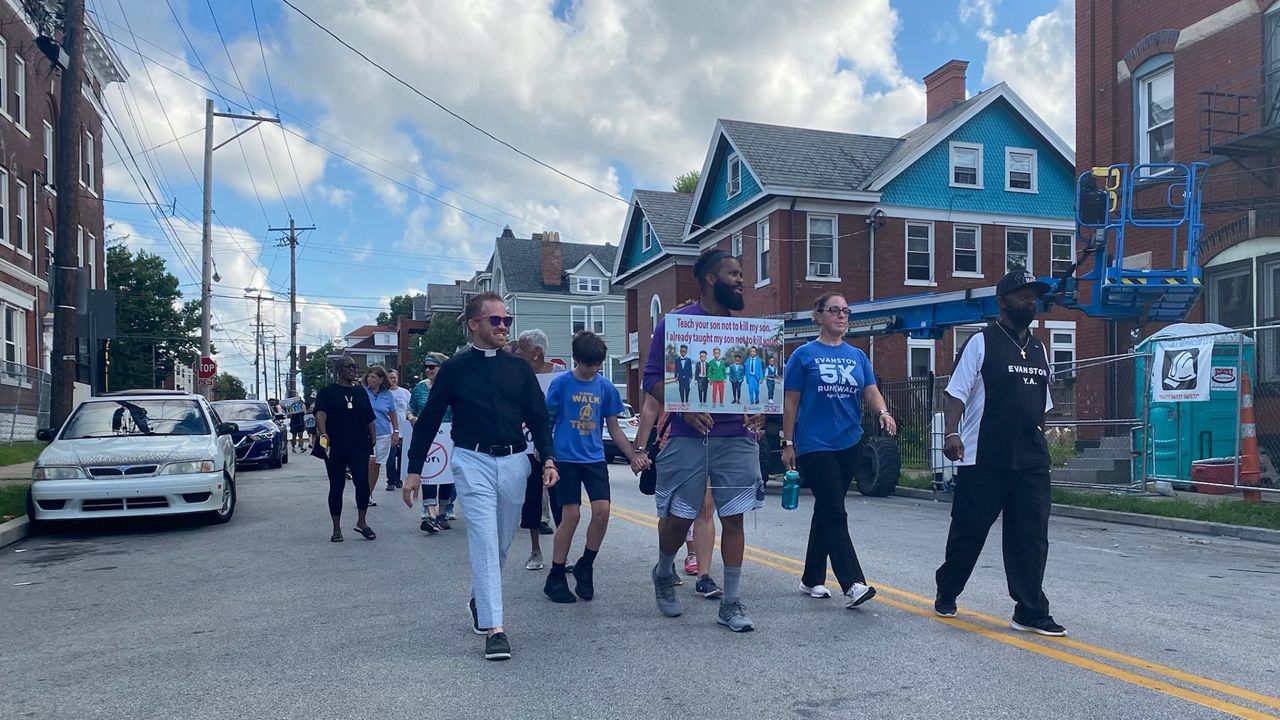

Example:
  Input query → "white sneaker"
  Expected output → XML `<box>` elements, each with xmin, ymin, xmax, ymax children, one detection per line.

<box><xmin>525</xmin><ymin>551</ymin><xmax>544</xmax><ymax>571</ymax></box>
<box><xmin>799</xmin><ymin>582</ymin><xmax>832</xmax><ymax>598</ymax></box>
<box><xmin>845</xmin><ymin>582</ymin><xmax>877</xmax><ymax>608</ymax></box>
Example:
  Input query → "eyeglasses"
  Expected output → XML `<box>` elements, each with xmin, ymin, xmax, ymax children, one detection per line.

<box><xmin>339</xmin><ymin>363</ymin><xmax>358</xmax><ymax>369</ymax></box>
<box><xmin>486</xmin><ymin>315</ymin><xmax>515</xmax><ymax>328</ymax></box>
<box><xmin>821</xmin><ymin>307</ymin><xmax>853</xmax><ymax>317</ymax></box>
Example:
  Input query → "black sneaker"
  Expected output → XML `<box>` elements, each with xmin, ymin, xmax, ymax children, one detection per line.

<box><xmin>420</xmin><ymin>517</ymin><xmax>439</xmax><ymax>534</ymax></box>
<box><xmin>934</xmin><ymin>596</ymin><xmax>957</xmax><ymax>618</ymax></box>
<box><xmin>385</xmin><ymin>484</ymin><xmax>396</xmax><ymax>491</ymax></box>
<box><xmin>484</xmin><ymin>632</ymin><xmax>512</xmax><ymax>661</ymax></box>
<box><xmin>468</xmin><ymin>598</ymin><xmax>487</xmax><ymax>635</ymax></box>
<box><xmin>572</xmin><ymin>563</ymin><xmax>594</xmax><ymax>601</ymax></box>
<box><xmin>539</xmin><ymin>521</ymin><xmax>555</xmax><ymax>535</ymax></box>
<box><xmin>1011</xmin><ymin>616</ymin><xmax>1067</xmax><ymax>637</ymax></box>
<box><xmin>543</xmin><ymin>572</ymin><xmax>576</xmax><ymax>603</ymax></box>
<box><xmin>435</xmin><ymin>513</ymin><xmax>452</xmax><ymax>530</ymax></box>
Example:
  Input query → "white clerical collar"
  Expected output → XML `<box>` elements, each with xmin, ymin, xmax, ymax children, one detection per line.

<box><xmin>474</xmin><ymin>346</ymin><xmax>499</xmax><ymax>357</ymax></box>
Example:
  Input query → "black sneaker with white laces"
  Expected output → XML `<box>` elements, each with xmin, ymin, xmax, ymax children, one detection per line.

<box><xmin>1010</xmin><ymin>615</ymin><xmax>1066</xmax><ymax>637</ymax></box>
<box><xmin>484</xmin><ymin>632</ymin><xmax>512</xmax><ymax>661</ymax></box>
<box><xmin>934</xmin><ymin>596</ymin><xmax>957</xmax><ymax>618</ymax></box>
<box><xmin>420</xmin><ymin>517</ymin><xmax>439</xmax><ymax>534</ymax></box>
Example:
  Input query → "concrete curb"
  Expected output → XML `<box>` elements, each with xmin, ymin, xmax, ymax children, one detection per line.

<box><xmin>0</xmin><ymin>515</ymin><xmax>30</xmax><ymax>549</ymax></box>
<box><xmin>892</xmin><ymin>486</ymin><xmax>1280</xmax><ymax>545</ymax></box>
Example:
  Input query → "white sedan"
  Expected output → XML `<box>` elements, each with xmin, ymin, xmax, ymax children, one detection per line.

<box><xmin>27</xmin><ymin>390</ymin><xmax>239</xmax><ymax>527</ymax></box>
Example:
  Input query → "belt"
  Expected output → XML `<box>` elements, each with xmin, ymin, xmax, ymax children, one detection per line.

<box><xmin>457</xmin><ymin>441</ymin><xmax>528</xmax><ymax>457</ymax></box>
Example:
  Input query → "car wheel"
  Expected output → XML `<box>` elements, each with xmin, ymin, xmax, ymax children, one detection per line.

<box><xmin>24</xmin><ymin>488</ymin><xmax>46</xmax><ymax>536</ymax></box>
<box><xmin>268</xmin><ymin>439</ymin><xmax>283</xmax><ymax>469</ymax></box>
<box><xmin>282</xmin><ymin>444</ymin><xmax>289</xmax><ymax>465</ymax></box>
<box><xmin>207</xmin><ymin>474</ymin><xmax>236</xmax><ymax>524</ymax></box>
<box><xmin>855</xmin><ymin>436</ymin><xmax>901</xmax><ymax>497</ymax></box>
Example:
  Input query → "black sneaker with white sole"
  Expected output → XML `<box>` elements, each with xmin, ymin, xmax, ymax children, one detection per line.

<box><xmin>420</xmin><ymin>517</ymin><xmax>439</xmax><ymax>534</ymax></box>
<box><xmin>468</xmin><ymin>598</ymin><xmax>488</xmax><ymax>635</ymax></box>
<box><xmin>1010</xmin><ymin>616</ymin><xmax>1067</xmax><ymax>637</ymax></box>
<box><xmin>484</xmin><ymin>632</ymin><xmax>512</xmax><ymax>661</ymax></box>
<box><xmin>934</xmin><ymin>596</ymin><xmax>958</xmax><ymax>618</ymax></box>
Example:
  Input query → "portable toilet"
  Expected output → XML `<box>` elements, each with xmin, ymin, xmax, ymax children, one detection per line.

<box><xmin>1133</xmin><ymin>323</ymin><xmax>1255</xmax><ymax>488</ymax></box>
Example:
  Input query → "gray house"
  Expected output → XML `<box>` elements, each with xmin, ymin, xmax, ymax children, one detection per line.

<box><xmin>488</xmin><ymin>229</ymin><xmax>625</xmax><ymax>391</ymax></box>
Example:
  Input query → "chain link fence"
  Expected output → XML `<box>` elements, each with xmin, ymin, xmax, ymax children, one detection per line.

<box><xmin>0</xmin><ymin>363</ymin><xmax>51</xmax><ymax>444</ymax></box>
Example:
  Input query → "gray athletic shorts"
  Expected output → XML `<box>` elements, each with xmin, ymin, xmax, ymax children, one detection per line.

<box><xmin>655</xmin><ymin>435</ymin><xmax>763</xmax><ymax>519</ymax></box>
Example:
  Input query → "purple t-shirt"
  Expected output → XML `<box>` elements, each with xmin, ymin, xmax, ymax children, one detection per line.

<box><xmin>643</xmin><ymin>302</ymin><xmax>748</xmax><ymax>438</ymax></box>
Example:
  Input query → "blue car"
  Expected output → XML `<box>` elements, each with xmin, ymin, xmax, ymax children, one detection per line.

<box><xmin>211</xmin><ymin>400</ymin><xmax>288</xmax><ymax>469</ymax></box>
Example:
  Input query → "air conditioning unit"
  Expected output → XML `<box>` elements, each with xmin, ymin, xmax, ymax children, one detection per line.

<box><xmin>811</xmin><ymin>262</ymin><xmax>833</xmax><ymax>277</ymax></box>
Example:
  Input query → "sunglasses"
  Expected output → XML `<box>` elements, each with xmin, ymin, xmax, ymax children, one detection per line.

<box><xmin>821</xmin><ymin>306</ymin><xmax>853</xmax><ymax>317</ymax></box>
<box><xmin>484</xmin><ymin>315</ymin><xmax>515</xmax><ymax>328</ymax></box>
<box><xmin>340</xmin><ymin>363</ymin><xmax>358</xmax><ymax>369</ymax></box>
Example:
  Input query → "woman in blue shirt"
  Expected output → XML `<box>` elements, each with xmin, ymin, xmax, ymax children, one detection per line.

<box><xmin>364</xmin><ymin>365</ymin><xmax>400</xmax><ymax>508</ymax></box>
<box><xmin>781</xmin><ymin>293</ymin><xmax>896</xmax><ymax>610</ymax></box>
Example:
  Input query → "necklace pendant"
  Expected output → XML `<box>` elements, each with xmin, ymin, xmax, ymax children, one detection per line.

<box><xmin>346</xmin><ymin>399</ymin><xmax>353</xmax><ymax>409</ymax></box>
<box><xmin>1020</xmin><ymin>350</ymin><xmax>1027</xmax><ymax>360</ymax></box>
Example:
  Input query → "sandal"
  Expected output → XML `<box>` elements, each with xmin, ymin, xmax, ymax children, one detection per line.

<box><xmin>330</xmin><ymin>530</ymin><xmax>343</xmax><ymax>542</ymax></box>
<box><xmin>354</xmin><ymin>525</ymin><xmax>376</xmax><ymax>540</ymax></box>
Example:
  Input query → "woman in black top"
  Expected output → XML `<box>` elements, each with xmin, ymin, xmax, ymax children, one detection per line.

<box><xmin>315</xmin><ymin>356</ymin><xmax>378</xmax><ymax>542</ymax></box>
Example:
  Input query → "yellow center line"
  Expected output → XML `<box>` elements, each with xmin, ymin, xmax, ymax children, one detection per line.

<box><xmin>609</xmin><ymin>504</ymin><xmax>1280</xmax><ymax>719</ymax></box>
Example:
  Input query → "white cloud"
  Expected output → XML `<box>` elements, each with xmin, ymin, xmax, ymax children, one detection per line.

<box><xmin>960</xmin><ymin>0</ymin><xmax>1001</xmax><ymax>40</ymax></box>
<box><xmin>977</xmin><ymin>0</ymin><xmax>1076</xmax><ymax>145</ymax></box>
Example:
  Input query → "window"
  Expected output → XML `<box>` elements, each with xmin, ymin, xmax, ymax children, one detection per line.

<box><xmin>3</xmin><ymin>305</ymin><xmax>24</xmax><ymax>367</ymax></box>
<box><xmin>756</xmin><ymin>219</ymin><xmax>770</xmax><ymax>283</ymax></box>
<box><xmin>0</xmin><ymin>168</ymin><xmax>8</xmax><ymax>244</ymax></box>
<box><xmin>953</xmin><ymin>225</ymin><xmax>980</xmax><ymax>276</ymax></box>
<box><xmin>729</xmin><ymin>231</ymin><xmax>742</xmax><ymax>258</ymax></box>
<box><xmin>807</xmin><ymin>214</ymin><xmax>837</xmax><ymax>278</ymax></box>
<box><xmin>1206</xmin><ymin>264</ymin><xmax>1253</xmax><ymax>329</ymax></box>
<box><xmin>42</xmin><ymin>122</ymin><xmax>53</xmax><ymax>186</ymax></box>
<box><xmin>14</xmin><ymin>180</ymin><xmax>25</xmax><ymax>253</ymax></box>
<box><xmin>1051</xmin><ymin>232</ymin><xmax>1074</xmax><ymax>278</ymax></box>
<box><xmin>641</xmin><ymin>220</ymin><xmax>653</xmax><ymax>252</ymax></box>
<box><xmin>1005</xmin><ymin>228</ymin><xmax>1030</xmax><ymax>272</ymax></box>
<box><xmin>953</xmin><ymin>325</ymin><xmax>982</xmax><ymax>359</ymax></box>
<box><xmin>43</xmin><ymin>228</ymin><xmax>52</xmax><ymax>255</ymax></box>
<box><xmin>571</xmin><ymin>306</ymin><xmax>587</xmax><ymax>334</ymax></box>
<box><xmin>1263</xmin><ymin>257</ymin><xmax>1280</xmax><ymax>383</ymax></box>
<box><xmin>86</xmin><ymin>232</ymin><xmax>96</xmax><ymax>289</ymax></box>
<box><xmin>907</xmin><ymin>338</ymin><xmax>935</xmax><ymax>377</ymax></box>
<box><xmin>81</xmin><ymin>130</ymin><xmax>94</xmax><ymax>191</ymax></box>
<box><xmin>0</xmin><ymin>38</ymin><xmax>7</xmax><ymax>119</ymax></box>
<box><xmin>589</xmin><ymin>306</ymin><xmax>605</xmax><ymax>334</ymax></box>
<box><xmin>949</xmin><ymin>142</ymin><xmax>982</xmax><ymax>188</ymax></box>
<box><xmin>1005</xmin><ymin>147</ymin><xmax>1036</xmax><ymax>192</ymax></box>
<box><xmin>649</xmin><ymin>295</ymin><xmax>661</xmax><ymax>338</ymax></box>
<box><xmin>1268</xmin><ymin>6</ymin><xmax>1280</xmax><ymax>127</ymax></box>
<box><xmin>726</xmin><ymin>153</ymin><xmax>741</xmax><ymax>198</ymax></box>
<box><xmin>574</xmin><ymin>276</ymin><xmax>603</xmax><ymax>294</ymax></box>
<box><xmin>905</xmin><ymin>222</ymin><xmax>933</xmax><ymax>283</ymax></box>
<box><xmin>1137</xmin><ymin>62</ymin><xmax>1174</xmax><ymax>166</ymax></box>
<box><xmin>1050</xmin><ymin>328</ymin><xmax>1076</xmax><ymax>379</ymax></box>
<box><xmin>12</xmin><ymin>56</ymin><xmax>24</xmax><ymax>128</ymax></box>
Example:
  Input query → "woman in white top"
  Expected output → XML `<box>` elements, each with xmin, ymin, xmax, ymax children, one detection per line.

<box><xmin>386</xmin><ymin>369</ymin><xmax>413</xmax><ymax>491</ymax></box>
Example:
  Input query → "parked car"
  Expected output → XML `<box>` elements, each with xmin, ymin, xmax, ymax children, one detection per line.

<box><xmin>27</xmin><ymin>390</ymin><xmax>239</xmax><ymax>527</ymax></box>
<box><xmin>211</xmin><ymin>400</ymin><xmax>289</xmax><ymax>469</ymax></box>
<box><xmin>604</xmin><ymin>402</ymin><xmax>638</xmax><ymax>464</ymax></box>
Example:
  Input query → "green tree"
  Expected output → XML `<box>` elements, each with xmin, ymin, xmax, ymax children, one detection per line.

<box><xmin>301</xmin><ymin>341</ymin><xmax>337</xmax><ymax>399</ymax></box>
<box><xmin>106</xmin><ymin>244</ymin><xmax>201</xmax><ymax>390</ymax></box>
<box><xmin>413</xmin><ymin>313</ymin><xmax>467</xmax><ymax>358</ymax></box>
<box><xmin>212</xmin><ymin>372</ymin><xmax>247</xmax><ymax>400</ymax></box>
<box><xmin>672</xmin><ymin>169</ymin><xmax>700</xmax><ymax>194</ymax></box>
<box><xmin>375</xmin><ymin>294</ymin><xmax>421</xmax><ymax>326</ymax></box>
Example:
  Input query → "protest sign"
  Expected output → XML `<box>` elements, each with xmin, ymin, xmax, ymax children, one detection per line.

<box><xmin>663</xmin><ymin>315</ymin><xmax>784</xmax><ymax>414</ymax></box>
<box><xmin>420</xmin><ymin>422</ymin><xmax>455</xmax><ymax>485</ymax></box>
<box><xmin>282</xmin><ymin>397</ymin><xmax>305</xmax><ymax>415</ymax></box>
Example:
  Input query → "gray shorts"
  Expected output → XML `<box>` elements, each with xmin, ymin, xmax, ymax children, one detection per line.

<box><xmin>656</xmin><ymin>436</ymin><xmax>763</xmax><ymax>519</ymax></box>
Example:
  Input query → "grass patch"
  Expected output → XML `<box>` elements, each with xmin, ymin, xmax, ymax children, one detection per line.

<box><xmin>0</xmin><ymin>441</ymin><xmax>45</xmax><ymax>469</ymax></box>
<box><xmin>898</xmin><ymin>473</ymin><xmax>933</xmax><ymax>490</ymax></box>
<box><xmin>1050</xmin><ymin>488</ymin><xmax>1280</xmax><ymax>531</ymax></box>
<box><xmin>0</xmin><ymin>482</ymin><xmax>29</xmax><ymax>521</ymax></box>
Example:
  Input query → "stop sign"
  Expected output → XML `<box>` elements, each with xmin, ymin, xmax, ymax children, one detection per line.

<box><xmin>198</xmin><ymin>356</ymin><xmax>217</xmax><ymax>380</ymax></box>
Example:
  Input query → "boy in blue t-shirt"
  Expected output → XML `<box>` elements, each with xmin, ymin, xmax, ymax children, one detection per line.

<box><xmin>543</xmin><ymin>332</ymin><xmax>649</xmax><ymax>604</ymax></box>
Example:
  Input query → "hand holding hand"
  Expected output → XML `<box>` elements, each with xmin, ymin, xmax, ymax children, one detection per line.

<box><xmin>629</xmin><ymin>455</ymin><xmax>651</xmax><ymax>474</ymax></box>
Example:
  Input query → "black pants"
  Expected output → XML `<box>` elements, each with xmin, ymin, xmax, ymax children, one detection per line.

<box><xmin>935</xmin><ymin>465</ymin><xmax>1052</xmax><ymax>622</ymax></box>
<box><xmin>521</xmin><ymin>456</ymin><xmax>562</xmax><ymax>529</ymax></box>
<box><xmin>678</xmin><ymin>379</ymin><xmax>691</xmax><ymax>403</ymax></box>
<box><xmin>697</xmin><ymin>378</ymin><xmax>709</xmax><ymax>402</ymax></box>
<box><xmin>797</xmin><ymin>443</ymin><xmax>867</xmax><ymax>592</ymax></box>
<box><xmin>325</xmin><ymin>452</ymin><xmax>371</xmax><ymax>517</ymax></box>
<box><xmin>386</xmin><ymin>445</ymin><xmax>401</xmax><ymax>486</ymax></box>
<box><xmin>730</xmin><ymin>381</ymin><xmax>742</xmax><ymax>403</ymax></box>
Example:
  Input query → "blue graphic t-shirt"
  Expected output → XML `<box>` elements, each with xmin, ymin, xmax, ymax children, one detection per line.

<box><xmin>783</xmin><ymin>340</ymin><xmax>876</xmax><ymax>455</ymax></box>
<box><xmin>546</xmin><ymin>372</ymin><xmax>625</xmax><ymax>464</ymax></box>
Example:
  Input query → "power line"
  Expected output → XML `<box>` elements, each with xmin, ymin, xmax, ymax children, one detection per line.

<box><xmin>279</xmin><ymin>0</ymin><xmax>627</xmax><ymax>204</ymax></box>
<box><xmin>250</xmin><ymin>0</ymin><xmax>314</xmax><ymax>224</ymax></box>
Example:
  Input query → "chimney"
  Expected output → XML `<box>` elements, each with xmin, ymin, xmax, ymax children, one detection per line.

<box><xmin>923</xmin><ymin>60</ymin><xmax>968</xmax><ymax>121</ymax></box>
<box><xmin>540</xmin><ymin>231</ymin><xmax>562</xmax><ymax>287</ymax></box>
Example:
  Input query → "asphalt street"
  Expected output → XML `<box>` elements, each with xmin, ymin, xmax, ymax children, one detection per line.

<box><xmin>3</xmin><ymin>454</ymin><xmax>1278</xmax><ymax>720</ymax></box>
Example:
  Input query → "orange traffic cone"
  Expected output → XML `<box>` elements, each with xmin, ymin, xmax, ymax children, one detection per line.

<box><xmin>1239</xmin><ymin>370</ymin><xmax>1262</xmax><ymax>503</ymax></box>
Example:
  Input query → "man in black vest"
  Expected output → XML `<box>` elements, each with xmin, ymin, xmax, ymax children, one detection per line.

<box><xmin>935</xmin><ymin>270</ymin><xmax>1065</xmax><ymax>637</ymax></box>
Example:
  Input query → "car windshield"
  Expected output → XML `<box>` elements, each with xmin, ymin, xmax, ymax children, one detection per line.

<box><xmin>61</xmin><ymin>399</ymin><xmax>210</xmax><ymax>439</ymax></box>
<box><xmin>212</xmin><ymin>402</ymin><xmax>273</xmax><ymax>422</ymax></box>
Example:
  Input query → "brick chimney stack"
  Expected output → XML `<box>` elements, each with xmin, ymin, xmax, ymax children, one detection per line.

<box><xmin>923</xmin><ymin>60</ymin><xmax>969</xmax><ymax>121</ymax></box>
<box><xmin>540</xmin><ymin>231</ymin><xmax>562</xmax><ymax>287</ymax></box>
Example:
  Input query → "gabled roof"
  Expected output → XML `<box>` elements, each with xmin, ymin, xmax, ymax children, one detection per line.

<box><xmin>425</xmin><ymin>283</ymin><xmax>464</xmax><ymax>311</ymax></box>
<box><xmin>718</xmin><ymin>119</ymin><xmax>902</xmax><ymax>194</ymax></box>
<box><xmin>345</xmin><ymin>324</ymin><xmax>394</xmax><ymax>339</ymax></box>
<box><xmin>494</xmin><ymin>234</ymin><xmax>621</xmax><ymax>296</ymax></box>
<box><xmin>612</xmin><ymin>190</ymin><xmax>697</xmax><ymax>281</ymax></box>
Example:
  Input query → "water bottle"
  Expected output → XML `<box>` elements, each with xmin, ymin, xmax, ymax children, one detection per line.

<box><xmin>781</xmin><ymin>470</ymin><xmax>800</xmax><ymax>510</ymax></box>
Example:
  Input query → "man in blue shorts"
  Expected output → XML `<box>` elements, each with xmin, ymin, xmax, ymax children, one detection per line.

<box><xmin>643</xmin><ymin>249</ymin><xmax>765</xmax><ymax>632</ymax></box>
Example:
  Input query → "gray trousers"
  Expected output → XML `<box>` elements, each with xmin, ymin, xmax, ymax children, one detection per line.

<box><xmin>451</xmin><ymin>447</ymin><xmax>527</xmax><ymax>629</ymax></box>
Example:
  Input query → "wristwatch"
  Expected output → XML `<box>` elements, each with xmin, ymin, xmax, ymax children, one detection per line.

<box><xmin>781</xmin><ymin>439</ymin><xmax>795</xmax><ymax>447</ymax></box>
<box><xmin>878</xmin><ymin>410</ymin><xmax>891</xmax><ymax>417</ymax></box>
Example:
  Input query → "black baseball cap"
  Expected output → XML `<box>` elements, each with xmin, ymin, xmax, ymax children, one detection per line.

<box><xmin>997</xmin><ymin>269</ymin><xmax>1051</xmax><ymax>297</ymax></box>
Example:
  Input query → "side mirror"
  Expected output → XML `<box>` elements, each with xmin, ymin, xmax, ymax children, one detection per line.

<box><xmin>36</xmin><ymin>428</ymin><xmax>54</xmax><ymax>442</ymax></box>
<box><xmin>218</xmin><ymin>422</ymin><xmax>239</xmax><ymax>436</ymax></box>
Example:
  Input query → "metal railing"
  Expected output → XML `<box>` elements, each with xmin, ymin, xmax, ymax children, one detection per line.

<box><xmin>865</xmin><ymin>374</ymin><xmax>937</xmax><ymax>470</ymax></box>
<box><xmin>0</xmin><ymin>362</ymin><xmax>51</xmax><ymax>444</ymax></box>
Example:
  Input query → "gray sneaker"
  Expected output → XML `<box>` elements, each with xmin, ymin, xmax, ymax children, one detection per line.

<box><xmin>525</xmin><ymin>551</ymin><xmax>544</xmax><ymax>571</ymax></box>
<box><xmin>651</xmin><ymin>564</ymin><xmax>683</xmax><ymax>618</ymax></box>
<box><xmin>717</xmin><ymin>600</ymin><xmax>755</xmax><ymax>632</ymax></box>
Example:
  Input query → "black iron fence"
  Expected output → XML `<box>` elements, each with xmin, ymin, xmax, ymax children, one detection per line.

<box><xmin>864</xmin><ymin>374</ymin><xmax>937</xmax><ymax>470</ymax></box>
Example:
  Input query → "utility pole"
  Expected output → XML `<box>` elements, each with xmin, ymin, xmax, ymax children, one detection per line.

<box><xmin>50</xmin><ymin>0</ymin><xmax>86</xmax><ymax>427</ymax></box>
<box><xmin>271</xmin><ymin>332</ymin><xmax>281</xmax><ymax>400</ymax></box>
<box><xmin>201</xmin><ymin>104</ymin><xmax>280</xmax><ymax>399</ymax></box>
<box><xmin>270</xmin><ymin>218</ymin><xmax>313</xmax><ymax>399</ymax></box>
<box><xmin>245</xmin><ymin>289</ymin><xmax>272</xmax><ymax>399</ymax></box>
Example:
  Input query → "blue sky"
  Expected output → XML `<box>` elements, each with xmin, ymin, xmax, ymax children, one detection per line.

<box><xmin>93</xmin><ymin>0</ymin><xmax>1074</xmax><ymax>389</ymax></box>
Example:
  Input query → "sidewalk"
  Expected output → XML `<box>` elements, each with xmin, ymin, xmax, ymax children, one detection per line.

<box><xmin>0</xmin><ymin>461</ymin><xmax>32</xmax><ymax>485</ymax></box>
